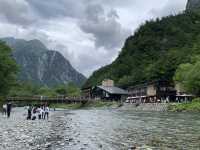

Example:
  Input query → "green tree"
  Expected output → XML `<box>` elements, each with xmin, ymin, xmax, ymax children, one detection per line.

<box><xmin>54</xmin><ymin>82</ymin><xmax>81</xmax><ymax>97</ymax></box>
<box><xmin>0</xmin><ymin>41</ymin><xmax>18</xmax><ymax>97</ymax></box>
<box><xmin>54</xmin><ymin>85</ymin><xmax>68</xmax><ymax>96</ymax></box>
<box><xmin>174</xmin><ymin>57</ymin><xmax>200</xmax><ymax>96</ymax></box>
<box><xmin>37</xmin><ymin>86</ymin><xmax>57</xmax><ymax>97</ymax></box>
<box><xmin>66</xmin><ymin>82</ymin><xmax>81</xmax><ymax>97</ymax></box>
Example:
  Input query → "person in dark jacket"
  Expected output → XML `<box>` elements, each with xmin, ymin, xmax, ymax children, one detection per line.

<box><xmin>6</xmin><ymin>102</ymin><xmax>12</xmax><ymax>118</ymax></box>
<box><xmin>27</xmin><ymin>105</ymin><xmax>32</xmax><ymax>120</ymax></box>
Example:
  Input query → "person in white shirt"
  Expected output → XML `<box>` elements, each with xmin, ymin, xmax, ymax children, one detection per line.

<box><xmin>44</xmin><ymin>106</ymin><xmax>49</xmax><ymax>120</ymax></box>
<box><xmin>2</xmin><ymin>104</ymin><xmax>7</xmax><ymax>116</ymax></box>
<box><xmin>41</xmin><ymin>107</ymin><xmax>45</xmax><ymax>120</ymax></box>
<box><xmin>37</xmin><ymin>107</ymin><xmax>43</xmax><ymax>120</ymax></box>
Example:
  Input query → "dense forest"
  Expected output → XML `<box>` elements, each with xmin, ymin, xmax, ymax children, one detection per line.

<box><xmin>84</xmin><ymin>10</ymin><xmax>200</xmax><ymax>89</ymax></box>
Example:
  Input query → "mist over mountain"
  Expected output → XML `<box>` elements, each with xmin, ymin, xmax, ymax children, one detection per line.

<box><xmin>1</xmin><ymin>37</ymin><xmax>86</xmax><ymax>87</ymax></box>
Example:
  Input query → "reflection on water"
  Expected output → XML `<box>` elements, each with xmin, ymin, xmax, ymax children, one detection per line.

<box><xmin>62</xmin><ymin>108</ymin><xmax>200</xmax><ymax>150</ymax></box>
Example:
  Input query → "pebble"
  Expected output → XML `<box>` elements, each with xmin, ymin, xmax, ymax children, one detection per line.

<box><xmin>60</xmin><ymin>143</ymin><xmax>65</xmax><ymax>146</ymax></box>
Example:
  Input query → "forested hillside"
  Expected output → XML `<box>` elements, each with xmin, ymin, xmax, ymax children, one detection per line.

<box><xmin>84</xmin><ymin>10</ymin><xmax>200</xmax><ymax>88</ymax></box>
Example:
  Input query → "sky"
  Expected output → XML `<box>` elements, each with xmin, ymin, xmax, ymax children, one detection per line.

<box><xmin>0</xmin><ymin>0</ymin><xmax>188</xmax><ymax>77</ymax></box>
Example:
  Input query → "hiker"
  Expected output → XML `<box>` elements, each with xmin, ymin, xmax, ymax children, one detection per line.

<box><xmin>42</xmin><ymin>105</ymin><xmax>45</xmax><ymax>119</ymax></box>
<box><xmin>32</xmin><ymin>106</ymin><xmax>37</xmax><ymax>120</ymax></box>
<box><xmin>27</xmin><ymin>105</ymin><xmax>32</xmax><ymax>120</ymax></box>
<box><xmin>44</xmin><ymin>106</ymin><xmax>49</xmax><ymax>120</ymax></box>
<box><xmin>6</xmin><ymin>102</ymin><xmax>12</xmax><ymax>118</ymax></box>
<box><xmin>37</xmin><ymin>106</ymin><xmax>42</xmax><ymax>120</ymax></box>
<box><xmin>2</xmin><ymin>103</ymin><xmax>7</xmax><ymax>116</ymax></box>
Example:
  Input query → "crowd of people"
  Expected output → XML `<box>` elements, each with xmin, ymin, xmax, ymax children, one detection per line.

<box><xmin>2</xmin><ymin>102</ymin><xmax>50</xmax><ymax>120</ymax></box>
<box><xmin>27</xmin><ymin>105</ymin><xmax>50</xmax><ymax>120</ymax></box>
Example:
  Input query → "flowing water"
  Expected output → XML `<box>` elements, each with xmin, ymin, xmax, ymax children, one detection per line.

<box><xmin>60</xmin><ymin>108</ymin><xmax>200</xmax><ymax>150</ymax></box>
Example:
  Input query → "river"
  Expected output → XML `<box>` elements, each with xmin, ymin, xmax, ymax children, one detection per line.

<box><xmin>0</xmin><ymin>107</ymin><xmax>200</xmax><ymax>150</ymax></box>
<box><xmin>59</xmin><ymin>107</ymin><xmax>200</xmax><ymax>150</ymax></box>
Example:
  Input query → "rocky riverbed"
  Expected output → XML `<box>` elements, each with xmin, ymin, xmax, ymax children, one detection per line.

<box><xmin>1</xmin><ymin>107</ymin><xmax>200</xmax><ymax>150</ymax></box>
<box><xmin>0</xmin><ymin>108</ymin><xmax>73</xmax><ymax>150</ymax></box>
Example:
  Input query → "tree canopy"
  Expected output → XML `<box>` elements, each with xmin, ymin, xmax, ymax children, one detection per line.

<box><xmin>0</xmin><ymin>41</ymin><xmax>18</xmax><ymax>97</ymax></box>
<box><xmin>174</xmin><ymin>56</ymin><xmax>200</xmax><ymax>96</ymax></box>
<box><xmin>9</xmin><ymin>82</ymin><xmax>81</xmax><ymax>97</ymax></box>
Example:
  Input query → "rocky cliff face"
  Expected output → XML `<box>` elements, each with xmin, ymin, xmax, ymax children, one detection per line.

<box><xmin>1</xmin><ymin>37</ymin><xmax>86</xmax><ymax>87</ymax></box>
<box><xmin>186</xmin><ymin>0</ymin><xmax>200</xmax><ymax>10</ymax></box>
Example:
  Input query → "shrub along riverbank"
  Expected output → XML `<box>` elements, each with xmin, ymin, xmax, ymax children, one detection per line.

<box><xmin>168</xmin><ymin>98</ymin><xmax>200</xmax><ymax>112</ymax></box>
<box><xmin>49</xmin><ymin>101</ymin><xmax>120</xmax><ymax>110</ymax></box>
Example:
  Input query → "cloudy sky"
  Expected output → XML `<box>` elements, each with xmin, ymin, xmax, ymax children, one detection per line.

<box><xmin>0</xmin><ymin>0</ymin><xmax>188</xmax><ymax>77</ymax></box>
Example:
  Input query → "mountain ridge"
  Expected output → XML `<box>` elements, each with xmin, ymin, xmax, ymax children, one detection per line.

<box><xmin>1</xmin><ymin>37</ymin><xmax>86</xmax><ymax>87</ymax></box>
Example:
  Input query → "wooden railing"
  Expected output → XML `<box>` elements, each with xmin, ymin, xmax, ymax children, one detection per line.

<box><xmin>6</xmin><ymin>96</ymin><xmax>89</xmax><ymax>103</ymax></box>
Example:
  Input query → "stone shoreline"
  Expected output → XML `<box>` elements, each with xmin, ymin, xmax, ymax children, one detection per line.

<box><xmin>121</xmin><ymin>103</ymin><xmax>169</xmax><ymax>111</ymax></box>
<box><xmin>0</xmin><ymin>107</ymin><xmax>70</xmax><ymax>150</ymax></box>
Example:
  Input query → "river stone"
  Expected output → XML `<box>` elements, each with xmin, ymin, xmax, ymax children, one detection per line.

<box><xmin>44</xmin><ymin>142</ymin><xmax>51</xmax><ymax>148</ymax></box>
<box><xmin>60</xmin><ymin>143</ymin><xmax>65</xmax><ymax>146</ymax></box>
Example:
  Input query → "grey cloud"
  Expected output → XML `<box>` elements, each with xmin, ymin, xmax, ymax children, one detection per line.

<box><xmin>0</xmin><ymin>0</ymin><xmax>188</xmax><ymax>77</ymax></box>
<box><xmin>150</xmin><ymin>0</ymin><xmax>187</xmax><ymax>17</ymax></box>
<box><xmin>25</xmin><ymin>0</ymin><xmax>85</xmax><ymax>19</ymax></box>
<box><xmin>0</xmin><ymin>0</ymin><xmax>35</xmax><ymax>26</ymax></box>
<box><xmin>79</xmin><ymin>4</ymin><xmax>131</xmax><ymax>49</ymax></box>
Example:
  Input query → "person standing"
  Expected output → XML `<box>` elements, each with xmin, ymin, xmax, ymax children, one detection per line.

<box><xmin>6</xmin><ymin>102</ymin><xmax>12</xmax><ymax>118</ymax></box>
<box><xmin>27</xmin><ymin>105</ymin><xmax>32</xmax><ymax>120</ymax></box>
<box><xmin>44</xmin><ymin>106</ymin><xmax>49</xmax><ymax>120</ymax></box>
<box><xmin>42</xmin><ymin>106</ymin><xmax>45</xmax><ymax>119</ymax></box>
<box><xmin>32</xmin><ymin>106</ymin><xmax>37</xmax><ymax>120</ymax></box>
<box><xmin>2</xmin><ymin>104</ymin><xmax>7</xmax><ymax>116</ymax></box>
<box><xmin>37</xmin><ymin>106</ymin><xmax>42</xmax><ymax>120</ymax></box>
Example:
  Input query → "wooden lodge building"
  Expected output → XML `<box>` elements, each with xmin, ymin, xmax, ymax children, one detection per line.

<box><xmin>81</xmin><ymin>79</ymin><xmax>128</xmax><ymax>101</ymax></box>
<box><xmin>127</xmin><ymin>80</ymin><xmax>176</xmax><ymax>103</ymax></box>
<box><xmin>82</xmin><ymin>79</ymin><xmax>193</xmax><ymax>103</ymax></box>
<box><xmin>126</xmin><ymin>80</ymin><xmax>193</xmax><ymax>103</ymax></box>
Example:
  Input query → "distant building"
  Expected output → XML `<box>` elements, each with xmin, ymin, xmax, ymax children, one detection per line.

<box><xmin>175</xmin><ymin>83</ymin><xmax>194</xmax><ymax>102</ymax></box>
<box><xmin>127</xmin><ymin>80</ymin><xmax>176</xmax><ymax>103</ymax></box>
<box><xmin>102</xmin><ymin>79</ymin><xmax>114</xmax><ymax>87</ymax></box>
<box><xmin>81</xmin><ymin>79</ymin><xmax>128</xmax><ymax>101</ymax></box>
<box><xmin>81</xmin><ymin>87</ymin><xmax>93</xmax><ymax>99</ymax></box>
<box><xmin>92</xmin><ymin>85</ymin><xmax>128</xmax><ymax>101</ymax></box>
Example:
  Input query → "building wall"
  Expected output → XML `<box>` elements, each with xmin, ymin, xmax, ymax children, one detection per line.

<box><xmin>147</xmin><ymin>85</ymin><xmax>156</xmax><ymax>96</ymax></box>
<box><xmin>81</xmin><ymin>88</ymin><xmax>92</xmax><ymax>99</ymax></box>
<box><xmin>175</xmin><ymin>83</ymin><xmax>187</xmax><ymax>95</ymax></box>
<box><xmin>127</xmin><ymin>81</ymin><xmax>177</xmax><ymax>102</ymax></box>
<box><xmin>102</xmin><ymin>79</ymin><xmax>114</xmax><ymax>87</ymax></box>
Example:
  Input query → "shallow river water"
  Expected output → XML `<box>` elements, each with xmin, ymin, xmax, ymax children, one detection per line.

<box><xmin>61</xmin><ymin>108</ymin><xmax>200</xmax><ymax>150</ymax></box>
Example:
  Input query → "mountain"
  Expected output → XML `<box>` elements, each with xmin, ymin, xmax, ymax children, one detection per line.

<box><xmin>1</xmin><ymin>37</ymin><xmax>86</xmax><ymax>87</ymax></box>
<box><xmin>84</xmin><ymin>3</ymin><xmax>200</xmax><ymax>88</ymax></box>
<box><xmin>186</xmin><ymin>0</ymin><xmax>200</xmax><ymax>10</ymax></box>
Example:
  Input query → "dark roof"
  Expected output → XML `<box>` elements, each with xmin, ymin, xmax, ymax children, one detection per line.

<box><xmin>97</xmin><ymin>86</ymin><xmax>128</xmax><ymax>95</ymax></box>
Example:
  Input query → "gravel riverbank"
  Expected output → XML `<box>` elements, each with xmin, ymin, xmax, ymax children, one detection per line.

<box><xmin>121</xmin><ymin>103</ymin><xmax>169</xmax><ymax>111</ymax></box>
<box><xmin>1</xmin><ymin>107</ymin><xmax>200</xmax><ymax>150</ymax></box>
<box><xmin>0</xmin><ymin>107</ymin><xmax>71</xmax><ymax>150</ymax></box>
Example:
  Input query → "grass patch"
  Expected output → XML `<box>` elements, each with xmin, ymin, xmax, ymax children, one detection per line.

<box><xmin>168</xmin><ymin>98</ymin><xmax>200</xmax><ymax>112</ymax></box>
<box><xmin>49</xmin><ymin>101</ymin><xmax>120</xmax><ymax>110</ymax></box>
